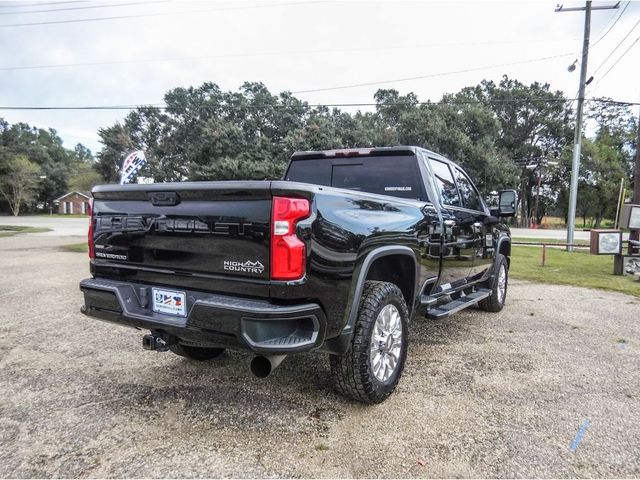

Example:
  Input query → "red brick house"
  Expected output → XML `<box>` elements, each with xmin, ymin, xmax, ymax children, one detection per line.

<box><xmin>54</xmin><ymin>191</ymin><xmax>91</xmax><ymax>215</ymax></box>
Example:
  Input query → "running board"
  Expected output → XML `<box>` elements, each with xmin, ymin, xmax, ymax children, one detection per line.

<box><xmin>425</xmin><ymin>289</ymin><xmax>491</xmax><ymax>319</ymax></box>
<box><xmin>420</xmin><ymin>294</ymin><xmax>440</xmax><ymax>307</ymax></box>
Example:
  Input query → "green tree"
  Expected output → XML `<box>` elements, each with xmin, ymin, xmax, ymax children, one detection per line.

<box><xmin>554</xmin><ymin>100</ymin><xmax>637</xmax><ymax>226</ymax></box>
<box><xmin>0</xmin><ymin>119</ymin><xmax>99</xmax><ymax>212</ymax></box>
<box><xmin>450</xmin><ymin>77</ymin><xmax>572</xmax><ymax>225</ymax></box>
<box><xmin>0</xmin><ymin>154</ymin><xmax>40</xmax><ymax>216</ymax></box>
<box><xmin>68</xmin><ymin>162</ymin><xmax>103</xmax><ymax>191</ymax></box>
<box><xmin>373</xmin><ymin>88</ymin><xmax>518</xmax><ymax>193</ymax></box>
<box><xmin>92</xmin><ymin>77</ymin><xmax>632</xmax><ymax>231</ymax></box>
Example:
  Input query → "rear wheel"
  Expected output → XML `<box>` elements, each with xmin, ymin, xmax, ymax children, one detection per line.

<box><xmin>479</xmin><ymin>253</ymin><xmax>508</xmax><ymax>312</ymax></box>
<box><xmin>330</xmin><ymin>281</ymin><xmax>409</xmax><ymax>404</ymax></box>
<box><xmin>169</xmin><ymin>344</ymin><xmax>225</xmax><ymax>361</ymax></box>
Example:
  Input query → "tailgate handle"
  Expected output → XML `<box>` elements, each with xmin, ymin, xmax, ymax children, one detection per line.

<box><xmin>148</xmin><ymin>191</ymin><xmax>180</xmax><ymax>206</ymax></box>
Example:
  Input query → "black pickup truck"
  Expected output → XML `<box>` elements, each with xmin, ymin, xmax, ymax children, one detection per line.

<box><xmin>80</xmin><ymin>146</ymin><xmax>516</xmax><ymax>403</ymax></box>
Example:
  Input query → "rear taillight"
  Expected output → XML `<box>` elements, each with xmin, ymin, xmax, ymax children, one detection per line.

<box><xmin>87</xmin><ymin>198</ymin><xmax>95</xmax><ymax>259</ymax></box>
<box><xmin>271</xmin><ymin>197</ymin><xmax>310</xmax><ymax>280</ymax></box>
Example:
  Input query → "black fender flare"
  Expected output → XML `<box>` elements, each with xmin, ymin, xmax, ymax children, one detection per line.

<box><xmin>319</xmin><ymin>245</ymin><xmax>419</xmax><ymax>355</ymax></box>
<box><xmin>493</xmin><ymin>234</ymin><xmax>512</xmax><ymax>276</ymax></box>
<box><xmin>343</xmin><ymin>245</ymin><xmax>419</xmax><ymax>334</ymax></box>
<box><xmin>496</xmin><ymin>234</ymin><xmax>511</xmax><ymax>259</ymax></box>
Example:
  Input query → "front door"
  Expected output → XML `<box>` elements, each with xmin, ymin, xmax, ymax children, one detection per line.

<box><xmin>452</xmin><ymin>166</ymin><xmax>493</xmax><ymax>279</ymax></box>
<box><xmin>428</xmin><ymin>159</ymin><xmax>474</xmax><ymax>290</ymax></box>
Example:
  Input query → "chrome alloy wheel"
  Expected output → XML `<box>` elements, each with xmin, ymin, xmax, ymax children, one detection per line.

<box><xmin>369</xmin><ymin>304</ymin><xmax>403</xmax><ymax>383</ymax></box>
<box><xmin>497</xmin><ymin>264</ymin><xmax>507</xmax><ymax>304</ymax></box>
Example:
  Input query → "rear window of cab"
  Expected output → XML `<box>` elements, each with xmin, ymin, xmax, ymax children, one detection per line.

<box><xmin>284</xmin><ymin>155</ymin><xmax>428</xmax><ymax>201</ymax></box>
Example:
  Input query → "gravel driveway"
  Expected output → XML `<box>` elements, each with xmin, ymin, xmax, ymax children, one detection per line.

<box><xmin>0</xmin><ymin>235</ymin><xmax>639</xmax><ymax>478</ymax></box>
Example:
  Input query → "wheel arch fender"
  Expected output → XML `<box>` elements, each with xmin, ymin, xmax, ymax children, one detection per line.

<box><xmin>343</xmin><ymin>246</ymin><xmax>419</xmax><ymax>335</ymax></box>
<box><xmin>496</xmin><ymin>235</ymin><xmax>512</xmax><ymax>268</ymax></box>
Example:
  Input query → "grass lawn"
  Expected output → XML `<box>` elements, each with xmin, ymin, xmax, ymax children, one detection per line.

<box><xmin>0</xmin><ymin>225</ymin><xmax>52</xmax><ymax>237</ymax></box>
<box><xmin>511</xmin><ymin>246</ymin><xmax>639</xmax><ymax>297</ymax></box>
<box><xmin>60</xmin><ymin>243</ymin><xmax>88</xmax><ymax>253</ymax></box>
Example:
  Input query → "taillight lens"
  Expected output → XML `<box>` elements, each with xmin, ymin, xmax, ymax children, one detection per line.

<box><xmin>271</xmin><ymin>197</ymin><xmax>310</xmax><ymax>280</ymax></box>
<box><xmin>87</xmin><ymin>198</ymin><xmax>95</xmax><ymax>259</ymax></box>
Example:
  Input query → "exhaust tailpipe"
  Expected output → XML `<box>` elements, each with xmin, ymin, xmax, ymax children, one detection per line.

<box><xmin>250</xmin><ymin>355</ymin><xmax>287</xmax><ymax>378</ymax></box>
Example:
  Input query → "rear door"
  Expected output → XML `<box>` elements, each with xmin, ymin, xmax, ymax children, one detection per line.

<box><xmin>427</xmin><ymin>158</ymin><xmax>474</xmax><ymax>289</ymax></box>
<box><xmin>451</xmin><ymin>167</ymin><xmax>492</xmax><ymax>279</ymax></box>
<box><xmin>91</xmin><ymin>182</ymin><xmax>272</xmax><ymax>296</ymax></box>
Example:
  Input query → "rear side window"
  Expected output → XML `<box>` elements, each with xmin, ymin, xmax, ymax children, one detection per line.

<box><xmin>286</xmin><ymin>155</ymin><xmax>427</xmax><ymax>200</ymax></box>
<box><xmin>428</xmin><ymin>159</ymin><xmax>460</xmax><ymax>206</ymax></box>
<box><xmin>284</xmin><ymin>159</ymin><xmax>331</xmax><ymax>185</ymax></box>
<box><xmin>454</xmin><ymin>167</ymin><xmax>483</xmax><ymax>211</ymax></box>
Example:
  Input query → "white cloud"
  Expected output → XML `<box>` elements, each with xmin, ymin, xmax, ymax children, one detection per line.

<box><xmin>1</xmin><ymin>0</ymin><xmax>638</xmax><ymax>153</ymax></box>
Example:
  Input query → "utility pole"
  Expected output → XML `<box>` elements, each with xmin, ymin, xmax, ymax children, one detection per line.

<box><xmin>556</xmin><ymin>1</ymin><xmax>619</xmax><ymax>251</ymax></box>
<box><xmin>535</xmin><ymin>168</ymin><xmax>544</xmax><ymax>228</ymax></box>
<box><xmin>532</xmin><ymin>159</ymin><xmax>559</xmax><ymax>228</ymax></box>
<box><xmin>630</xmin><ymin>108</ymin><xmax>640</xmax><ymax>254</ymax></box>
<box><xmin>634</xmin><ymin>110</ymin><xmax>640</xmax><ymax>205</ymax></box>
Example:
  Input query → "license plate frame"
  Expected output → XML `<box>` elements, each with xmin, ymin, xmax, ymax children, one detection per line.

<box><xmin>152</xmin><ymin>288</ymin><xmax>187</xmax><ymax>317</ymax></box>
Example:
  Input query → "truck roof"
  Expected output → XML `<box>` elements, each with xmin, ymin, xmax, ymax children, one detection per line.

<box><xmin>290</xmin><ymin>146</ymin><xmax>452</xmax><ymax>164</ymax></box>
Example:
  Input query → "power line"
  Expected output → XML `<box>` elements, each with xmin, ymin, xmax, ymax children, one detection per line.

<box><xmin>593</xmin><ymin>1</ymin><xmax>624</xmax><ymax>36</ymax></box>
<box><xmin>0</xmin><ymin>1</ymin><xmax>86</xmax><ymax>8</ymax></box>
<box><xmin>291</xmin><ymin>53</ymin><xmax>575</xmax><ymax>94</ymax></box>
<box><xmin>0</xmin><ymin>97</ymin><xmax>636</xmax><ymax>111</ymax></box>
<box><xmin>0</xmin><ymin>37</ymin><xmax>580</xmax><ymax>72</ymax></box>
<box><xmin>595</xmin><ymin>34</ymin><xmax>640</xmax><ymax>86</ymax></box>
<box><xmin>591</xmin><ymin>0</ymin><xmax>630</xmax><ymax>47</ymax></box>
<box><xmin>591</xmin><ymin>18</ymin><xmax>640</xmax><ymax>77</ymax></box>
<box><xmin>0</xmin><ymin>1</ymin><xmax>169</xmax><ymax>16</ymax></box>
<box><xmin>0</xmin><ymin>0</ymin><xmax>322</xmax><ymax>27</ymax></box>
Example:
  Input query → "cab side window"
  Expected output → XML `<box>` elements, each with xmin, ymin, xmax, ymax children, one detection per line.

<box><xmin>454</xmin><ymin>168</ymin><xmax>482</xmax><ymax>211</ymax></box>
<box><xmin>429</xmin><ymin>159</ymin><xmax>460</xmax><ymax>206</ymax></box>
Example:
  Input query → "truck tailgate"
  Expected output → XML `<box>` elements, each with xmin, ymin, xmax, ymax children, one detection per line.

<box><xmin>91</xmin><ymin>182</ymin><xmax>272</xmax><ymax>292</ymax></box>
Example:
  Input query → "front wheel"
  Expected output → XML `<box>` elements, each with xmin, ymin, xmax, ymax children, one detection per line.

<box><xmin>478</xmin><ymin>253</ymin><xmax>508</xmax><ymax>312</ymax></box>
<box><xmin>330</xmin><ymin>281</ymin><xmax>409</xmax><ymax>404</ymax></box>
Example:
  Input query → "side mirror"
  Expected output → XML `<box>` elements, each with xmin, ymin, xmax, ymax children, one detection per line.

<box><xmin>490</xmin><ymin>190</ymin><xmax>517</xmax><ymax>217</ymax></box>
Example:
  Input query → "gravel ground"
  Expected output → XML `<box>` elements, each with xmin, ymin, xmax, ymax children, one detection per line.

<box><xmin>1</xmin><ymin>235</ymin><xmax>639</xmax><ymax>478</ymax></box>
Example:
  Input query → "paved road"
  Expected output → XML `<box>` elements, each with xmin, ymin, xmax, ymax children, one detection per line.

<box><xmin>512</xmin><ymin>228</ymin><xmax>590</xmax><ymax>240</ymax></box>
<box><xmin>512</xmin><ymin>228</ymin><xmax>631</xmax><ymax>242</ymax></box>
<box><xmin>1</xmin><ymin>235</ymin><xmax>638</xmax><ymax>478</ymax></box>
<box><xmin>0</xmin><ymin>215</ymin><xmax>88</xmax><ymax>236</ymax></box>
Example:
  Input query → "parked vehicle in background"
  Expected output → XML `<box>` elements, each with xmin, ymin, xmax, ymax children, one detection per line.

<box><xmin>80</xmin><ymin>146</ymin><xmax>516</xmax><ymax>403</ymax></box>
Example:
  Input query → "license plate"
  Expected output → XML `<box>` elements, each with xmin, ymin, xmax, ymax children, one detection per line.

<box><xmin>152</xmin><ymin>288</ymin><xmax>187</xmax><ymax>317</ymax></box>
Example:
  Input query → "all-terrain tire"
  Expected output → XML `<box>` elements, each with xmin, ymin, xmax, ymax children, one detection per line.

<box><xmin>478</xmin><ymin>253</ymin><xmax>508</xmax><ymax>312</ymax></box>
<box><xmin>330</xmin><ymin>281</ymin><xmax>409</xmax><ymax>404</ymax></box>
<box><xmin>169</xmin><ymin>344</ymin><xmax>225</xmax><ymax>361</ymax></box>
